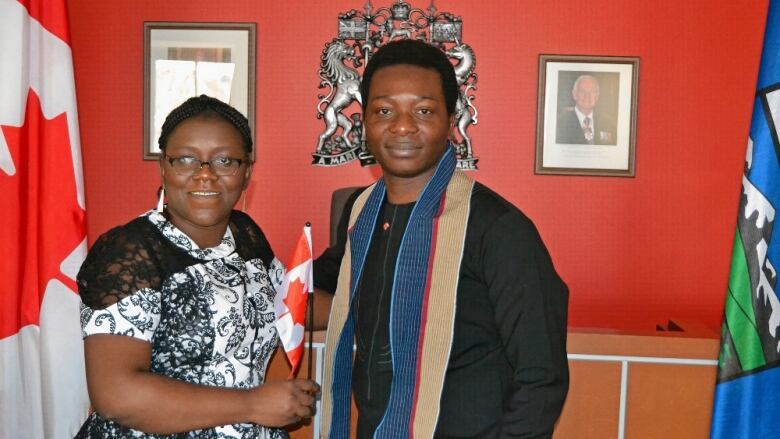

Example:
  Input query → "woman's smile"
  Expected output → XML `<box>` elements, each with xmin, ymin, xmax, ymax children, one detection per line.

<box><xmin>188</xmin><ymin>190</ymin><xmax>221</xmax><ymax>197</ymax></box>
<box><xmin>160</xmin><ymin>114</ymin><xmax>251</xmax><ymax>248</ymax></box>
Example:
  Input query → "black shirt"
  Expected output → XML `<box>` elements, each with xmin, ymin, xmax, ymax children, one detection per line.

<box><xmin>314</xmin><ymin>183</ymin><xmax>569</xmax><ymax>438</ymax></box>
<box><xmin>352</xmin><ymin>201</ymin><xmax>413</xmax><ymax>437</ymax></box>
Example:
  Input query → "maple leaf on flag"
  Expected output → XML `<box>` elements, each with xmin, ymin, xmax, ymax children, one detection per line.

<box><xmin>283</xmin><ymin>277</ymin><xmax>309</xmax><ymax>328</ymax></box>
<box><xmin>274</xmin><ymin>225</ymin><xmax>313</xmax><ymax>378</ymax></box>
<box><xmin>0</xmin><ymin>90</ymin><xmax>86</xmax><ymax>338</ymax></box>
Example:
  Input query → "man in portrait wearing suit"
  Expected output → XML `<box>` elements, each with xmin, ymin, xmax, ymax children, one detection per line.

<box><xmin>556</xmin><ymin>74</ymin><xmax>617</xmax><ymax>145</ymax></box>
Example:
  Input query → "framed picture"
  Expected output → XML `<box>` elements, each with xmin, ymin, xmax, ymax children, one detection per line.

<box><xmin>143</xmin><ymin>22</ymin><xmax>256</xmax><ymax>159</ymax></box>
<box><xmin>535</xmin><ymin>55</ymin><xmax>639</xmax><ymax>176</ymax></box>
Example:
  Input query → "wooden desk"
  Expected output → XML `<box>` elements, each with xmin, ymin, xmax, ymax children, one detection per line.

<box><xmin>556</xmin><ymin>329</ymin><xmax>719</xmax><ymax>439</ymax></box>
<box><xmin>267</xmin><ymin>328</ymin><xmax>719</xmax><ymax>438</ymax></box>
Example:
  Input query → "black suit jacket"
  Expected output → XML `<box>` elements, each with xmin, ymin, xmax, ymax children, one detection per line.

<box><xmin>555</xmin><ymin>108</ymin><xmax>616</xmax><ymax>145</ymax></box>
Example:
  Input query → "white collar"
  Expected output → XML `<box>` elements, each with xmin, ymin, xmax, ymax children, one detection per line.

<box><xmin>574</xmin><ymin>107</ymin><xmax>594</xmax><ymax>127</ymax></box>
<box><xmin>144</xmin><ymin>209</ymin><xmax>236</xmax><ymax>261</ymax></box>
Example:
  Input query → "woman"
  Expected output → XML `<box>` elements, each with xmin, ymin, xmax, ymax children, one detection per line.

<box><xmin>76</xmin><ymin>95</ymin><xmax>317</xmax><ymax>438</ymax></box>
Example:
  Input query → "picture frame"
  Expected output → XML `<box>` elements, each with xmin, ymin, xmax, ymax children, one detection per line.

<box><xmin>535</xmin><ymin>55</ymin><xmax>639</xmax><ymax>176</ymax></box>
<box><xmin>143</xmin><ymin>22</ymin><xmax>256</xmax><ymax>160</ymax></box>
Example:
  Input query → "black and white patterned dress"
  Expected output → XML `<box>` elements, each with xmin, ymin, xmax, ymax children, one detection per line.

<box><xmin>76</xmin><ymin>210</ymin><xmax>288</xmax><ymax>438</ymax></box>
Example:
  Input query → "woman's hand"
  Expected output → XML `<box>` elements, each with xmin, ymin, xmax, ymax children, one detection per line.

<box><xmin>248</xmin><ymin>379</ymin><xmax>321</xmax><ymax>427</ymax></box>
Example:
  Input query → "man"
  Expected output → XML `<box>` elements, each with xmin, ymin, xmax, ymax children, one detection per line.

<box><xmin>314</xmin><ymin>39</ymin><xmax>569</xmax><ymax>438</ymax></box>
<box><xmin>556</xmin><ymin>74</ymin><xmax>616</xmax><ymax>145</ymax></box>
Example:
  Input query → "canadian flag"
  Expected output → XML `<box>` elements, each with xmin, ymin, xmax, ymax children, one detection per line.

<box><xmin>0</xmin><ymin>0</ymin><xmax>90</xmax><ymax>437</ymax></box>
<box><xmin>274</xmin><ymin>224</ymin><xmax>313</xmax><ymax>378</ymax></box>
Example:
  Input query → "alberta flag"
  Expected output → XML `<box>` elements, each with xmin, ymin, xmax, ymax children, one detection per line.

<box><xmin>710</xmin><ymin>1</ymin><xmax>780</xmax><ymax>438</ymax></box>
<box><xmin>274</xmin><ymin>224</ymin><xmax>313</xmax><ymax>378</ymax></box>
<box><xmin>0</xmin><ymin>0</ymin><xmax>90</xmax><ymax>437</ymax></box>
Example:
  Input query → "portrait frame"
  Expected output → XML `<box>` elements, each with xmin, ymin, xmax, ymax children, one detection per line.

<box><xmin>535</xmin><ymin>55</ymin><xmax>639</xmax><ymax>177</ymax></box>
<box><xmin>143</xmin><ymin>22</ymin><xmax>256</xmax><ymax>160</ymax></box>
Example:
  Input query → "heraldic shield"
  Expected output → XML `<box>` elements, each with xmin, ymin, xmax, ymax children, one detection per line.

<box><xmin>312</xmin><ymin>0</ymin><xmax>479</xmax><ymax>170</ymax></box>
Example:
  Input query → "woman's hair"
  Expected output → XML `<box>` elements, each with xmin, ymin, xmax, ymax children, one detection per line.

<box><xmin>360</xmin><ymin>39</ymin><xmax>458</xmax><ymax>116</ymax></box>
<box><xmin>157</xmin><ymin>95</ymin><xmax>253</xmax><ymax>153</ymax></box>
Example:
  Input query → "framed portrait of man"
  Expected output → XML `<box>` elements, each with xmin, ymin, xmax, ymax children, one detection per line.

<box><xmin>535</xmin><ymin>55</ymin><xmax>639</xmax><ymax>176</ymax></box>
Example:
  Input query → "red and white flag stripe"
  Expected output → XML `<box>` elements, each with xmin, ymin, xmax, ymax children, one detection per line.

<box><xmin>274</xmin><ymin>225</ymin><xmax>313</xmax><ymax>378</ymax></box>
<box><xmin>0</xmin><ymin>0</ymin><xmax>90</xmax><ymax>437</ymax></box>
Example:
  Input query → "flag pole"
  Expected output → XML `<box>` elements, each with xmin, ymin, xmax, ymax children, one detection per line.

<box><xmin>305</xmin><ymin>222</ymin><xmax>314</xmax><ymax>381</ymax></box>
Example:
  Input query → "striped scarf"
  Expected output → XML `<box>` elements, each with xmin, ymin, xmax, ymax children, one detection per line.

<box><xmin>321</xmin><ymin>146</ymin><xmax>474</xmax><ymax>438</ymax></box>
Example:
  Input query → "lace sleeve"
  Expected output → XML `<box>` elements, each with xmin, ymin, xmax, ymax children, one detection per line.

<box><xmin>79</xmin><ymin>288</ymin><xmax>161</xmax><ymax>340</ymax></box>
<box><xmin>231</xmin><ymin>210</ymin><xmax>275</xmax><ymax>268</ymax></box>
<box><xmin>78</xmin><ymin>223</ymin><xmax>163</xmax><ymax>311</ymax></box>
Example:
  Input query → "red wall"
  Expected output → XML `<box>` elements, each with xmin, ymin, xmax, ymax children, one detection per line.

<box><xmin>66</xmin><ymin>0</ymin><xmax>768</xmax><ymax>333</ymax></box>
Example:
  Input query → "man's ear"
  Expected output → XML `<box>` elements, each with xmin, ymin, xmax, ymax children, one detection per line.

<box><xmin>449</xmin><ymin>113</ymin><xmax>456</xmax><ymax>129</ymax></box>
<box><xmin>158</xmin><ymin>158</ymin><xmax>165</xmax><ymax>179</ymax></box>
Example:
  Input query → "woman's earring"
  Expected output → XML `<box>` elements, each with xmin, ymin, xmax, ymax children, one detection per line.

<box><xmin>156</xmin><ymin>186</ymin><xmax>165</xmax><ymax>213</ymax></box>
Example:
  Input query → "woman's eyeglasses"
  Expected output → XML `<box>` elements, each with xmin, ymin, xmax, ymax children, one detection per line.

<box><xmin>164</xmin><ymin>155</ymin><xmax>249</xmax><ymax>176</ymax></box>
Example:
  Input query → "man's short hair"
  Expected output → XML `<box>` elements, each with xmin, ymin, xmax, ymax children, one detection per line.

<box><xmin>360</xmin><ymin>39</ymin><xmax>458</xmax><ymax>116</ymax></box>
<box><xmin>572</xmin><ymin>74</ymin><xmax>600</xmax><ymax>94</ymax></box>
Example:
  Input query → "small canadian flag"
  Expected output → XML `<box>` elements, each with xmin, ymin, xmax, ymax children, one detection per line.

<box><xmin>274</xmin><ymin>224</ymin><xmax>313</xmax><ymax>378</ymax></box>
